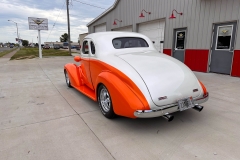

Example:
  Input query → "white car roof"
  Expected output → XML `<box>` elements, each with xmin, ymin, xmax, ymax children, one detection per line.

<box><xmin>82</xmin><ymin>32</ymin><xmax>157</xmax><ymax>57</ymax></box>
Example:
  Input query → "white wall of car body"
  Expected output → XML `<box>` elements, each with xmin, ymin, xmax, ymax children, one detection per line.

<box><xmin>138</xmin><ymin>19</ymin><xmax>165</xmax><ymax>53</ymax></box>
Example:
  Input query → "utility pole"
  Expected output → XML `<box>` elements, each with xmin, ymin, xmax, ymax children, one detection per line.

<box><xmin>66</xmin><ymin>0</ymin><xmax>71</xmax><ymax>55</ymax></box>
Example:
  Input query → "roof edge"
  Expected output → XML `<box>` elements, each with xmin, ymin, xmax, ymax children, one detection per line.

<box><xmin>87</xmin><ymin>0</ymin><xmax>120</xmax><ymax>27</ymax></box>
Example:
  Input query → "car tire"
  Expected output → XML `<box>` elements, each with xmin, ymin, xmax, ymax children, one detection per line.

<box><xmin>98</xmin><ymin>84</ymin><xmax>115</xmax><ymax>119</ymax></box>
<box><xmin>64</xmin><ymin>70</ymin><xmax>72</xmax><ymax>88</ymax></box>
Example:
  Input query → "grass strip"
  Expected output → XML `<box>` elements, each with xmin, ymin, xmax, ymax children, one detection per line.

<box><xmin>0</xmin><ymin>48</ymin><xmax>18</xmax><ymax>57</ymax></box>
<box><xmin>11</xmin><ymin>48</ymin><xmax>72</xmax><ymax>60</ymax></box>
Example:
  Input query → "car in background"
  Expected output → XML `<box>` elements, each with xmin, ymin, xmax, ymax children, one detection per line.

<box><xmin>63</xmin><ymin>42</ymin><xmax>68</xmax><ymax>49</ymax></box>
<box><xmin>10</xmin><ymin>45</ymin><xmax>14</xmax><ymax>48</ymax></box>
<box><xmin>54</xmin><ymin>44</ymin><xmax>60</xmax><ymax>49</ymax></box>
<box><xmin>43</xmin><ymin>44</ymin><xmax>50</xmax><ymax>49</ymax></box>
<box><xmin>76</xmin><ymin>45</ymin><xmax>81</xmax><ymax>50</ymax></box>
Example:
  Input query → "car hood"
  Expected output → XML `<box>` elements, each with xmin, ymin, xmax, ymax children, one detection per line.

<box><xmin>116</xmin><ymin>51</ymin><xmax>202</xmax><ymax>106</ymax></box>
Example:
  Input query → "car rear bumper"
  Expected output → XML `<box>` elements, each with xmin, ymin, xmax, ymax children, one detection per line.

<box><xmin>134</xmin><ymin>94</ymin><xmax>209</xmax><ymax>118</ymax></box>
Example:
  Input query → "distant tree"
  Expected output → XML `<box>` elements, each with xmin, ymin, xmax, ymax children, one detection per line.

<box><xmin>60</xmin><ymin>33</ymin><xmax>68</xmax><ymax>42</ymax></box>
<box><xmin>22</xmin><ymin>40</ymin><xmax>29</xmax><ymax>46</ymax></box>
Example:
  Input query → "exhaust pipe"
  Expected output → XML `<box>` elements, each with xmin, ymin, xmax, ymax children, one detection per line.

<box><xmin>193</xmin><ymin>105</ymin><xmax>204</xmax><ymax>112</ymax></box>
<box><xmin>162</xmin><ymin>114</ymin><xmax>174</xmax><ymax>122</ymax></box>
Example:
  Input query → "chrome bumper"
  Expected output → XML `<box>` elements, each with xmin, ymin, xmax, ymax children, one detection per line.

<box><xmin>134</xmin><ymin>95</ymin><xmax>209</xmax><ymax>118</ymax></box>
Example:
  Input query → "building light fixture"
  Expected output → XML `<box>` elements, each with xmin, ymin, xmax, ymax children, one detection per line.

<box><xmin>169</xmin><ymin>9</ymin><xmax>183</xmax><ymax>19</ymax></box>
<box><xmin>139</xmin><ymin>9</ymin><xmax>151</xmax><ymax>18</ymax></box>
<box><xmin>113</xmin><ymin>19</ymin><xmax>122</xmax><ymax>25</ymax></box>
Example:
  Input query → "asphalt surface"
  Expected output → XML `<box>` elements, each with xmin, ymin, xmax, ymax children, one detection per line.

<box><xmin>0</xmin><ymin>56</ymin><xmax>240</xmax><ymax>160</ymax></box>
<box><xmin>0</xmin><ymin>47</ymin><xmax>12</xmax><ymax>52</ymax></box>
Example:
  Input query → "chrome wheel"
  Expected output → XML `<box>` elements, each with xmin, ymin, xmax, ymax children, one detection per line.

<box><xmin>64</xmin><ymin>70</ymin><xmax>72</xmax><ymax>88</ymax></box>
<box><xmin>100</xmin><ymin>86</ymin><xmax>111</xmax><ymax>112</ymax></box>
<box><xmin>98</xmin><ymin>84</ymin><xmax>115</xmax><ymax>119</ymax></box>
<box><xmin>65</xmin><ymin>72</ymin><xmax>70</xmax><ymax>85</ymax></box>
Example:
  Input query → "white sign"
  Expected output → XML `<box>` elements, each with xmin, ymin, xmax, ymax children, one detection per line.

<box><xmin>28</xmin><ymin>17</ymin><xmax>48</xmax><ymax>30</ymax></box>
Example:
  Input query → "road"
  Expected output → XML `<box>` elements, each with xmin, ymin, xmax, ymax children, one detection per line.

<box><xmin>0</xmin><ymin>47</ymin><xmax>12</xmax><ymax>52</ymax></box>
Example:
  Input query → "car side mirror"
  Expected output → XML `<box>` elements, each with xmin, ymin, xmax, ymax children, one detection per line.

<box><xmin>74</xmin><ymin>56</ymin><xmax>81</xmax><ymax>62</ymax></box>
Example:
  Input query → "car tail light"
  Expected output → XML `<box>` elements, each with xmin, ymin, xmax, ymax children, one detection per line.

<box><xmin>199</xmin><ymin>80</ymin><xmax>208</xmax><ymax>98</ymax></box>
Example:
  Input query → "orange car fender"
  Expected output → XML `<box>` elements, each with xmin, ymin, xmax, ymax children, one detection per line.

<box><xmin>64</xmin><ymin>64</ymin><xmax>80</xmax><ymax>87</ymax></box>
<box><xmin>95</xmin><ymin>71</ymin><xmax>147</xmax><ymax>118</ymax></box>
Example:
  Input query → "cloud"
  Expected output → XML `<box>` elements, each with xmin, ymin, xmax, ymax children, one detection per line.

<box><xmin>0</xmin><ymin>0</ymin><xmax>115</xmax><ymax>43</ymax></box>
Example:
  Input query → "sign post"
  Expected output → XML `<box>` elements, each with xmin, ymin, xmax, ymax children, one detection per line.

<box><xmin>28</xmin><ymin>17</ymin><xmax>48</xmax><ymax>58</ymax></box>
<box><xmin>38</xmin><ymin>30</ymin><xmax>42</xmax><ymax>58</ymax></box>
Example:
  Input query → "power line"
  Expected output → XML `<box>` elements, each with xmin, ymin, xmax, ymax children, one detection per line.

<box><xmin>45</xmin><ymin>0</ymin><xmax>66</xmax><ymax>42</ymax></box>
<box><xmin>73</xmin><ymin>0</ymin><xmax>105</xmax><ymax>9</ymax></box>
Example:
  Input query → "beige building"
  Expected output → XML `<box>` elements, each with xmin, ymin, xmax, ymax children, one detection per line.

<box><xmin>78</xmin><ymin>33</ymin><xmax>88</xmax><ymax>47</ymax></box>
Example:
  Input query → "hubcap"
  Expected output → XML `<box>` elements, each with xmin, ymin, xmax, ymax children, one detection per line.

<box><xmin>100</xmin><ymin>87</ymin><xmax>111</xmax><ymax>112</ymax></box>
<box><xmin>65</xmin><ymin>72</ymin><xmax>70</xmax><ymax>84</ymax></box>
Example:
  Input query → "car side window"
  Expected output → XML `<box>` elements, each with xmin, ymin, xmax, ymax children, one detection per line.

<box><xmin>90</xmin><ymin>41</ymin><xmax>96</xmax><ymax>54</ymax></box>
<box><xmin>82</xmin><ymin>41</ymin><xmax>89</xmax><ymax>54</ymax></box>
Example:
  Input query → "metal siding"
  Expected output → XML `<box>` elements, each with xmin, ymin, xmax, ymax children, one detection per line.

<box><xmin>185</xmin><ymin>0</ymin><xmax>193</xmax><ymax>49</ymax></box>
<box><xmin>193</xmin><ymin>0</ymin><xmax>201</xmax><ymax>49</ymax></box>
<box><xmin>200</xmin><ymin>0</ymin><xmax>211</xmax><ymax>49</ymax></box>
<box><xmin>165</xmin><ymin>0</ymin><xmax>172</xmax><ymax>49</ymax></box>
<box><xmin>198</xmin><ymin>0</ymin><xmax>206</xmax><ymax>49</ymax></box>
<box><xmin>206</xmin><ymin>0</ymin><xmax>216</xmax><ymax>52</ymax></box>
<box><xmin>112</xmin><ymin>25</ymin><xmax>133</xmax><ymax>32</ymax></box>
<box><xmin>232</xmin><ymin>0</ymin><xmax>240</xmax><ymax>20</ymax></box>
<box><xmin>188</xmin><ymin>0</ymin><xmax>197</xmax><ymax>49</ymax></box>
<box><xmin>88</xmin><ymin>0</ymin><xmax>240</xmax><ymax>52</ymax></box>
<box><xmin>225</xmin><ymin>0</ymin><xmax>234</xmax><ymax>21</ymax></box>
<box><xmin>234</xmin><ymin>0</ymin><xmax>240</xmax><ymax>50</ymax></box>
<box><xmin>213</xmin><ymin>0</ymin><xmax>221</xmax><ymax>22</ymax></box>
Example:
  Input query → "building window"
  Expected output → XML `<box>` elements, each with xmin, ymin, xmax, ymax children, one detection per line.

<box><xmin>175</xmin><ymin>31</ymin><xmax>185</xmax><ymax>50</ymax></box>
<box><xmin>216</xmin><ymin>26</ymin><xmax>233</xmax><ymax>50</ymax></box>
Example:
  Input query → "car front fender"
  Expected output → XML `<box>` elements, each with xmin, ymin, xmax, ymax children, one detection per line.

<box><xmin>64</xmin><ymin>63</ymin><xmax>81</xmax><ymax>87</ymax></box>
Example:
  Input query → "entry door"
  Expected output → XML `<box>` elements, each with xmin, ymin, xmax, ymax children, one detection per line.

<box><xmin>210</xmin><ymin>22</ymin><xmax>237</xmax><ymax>74</ymax></box>
<box><xmin>173</xmin><ymin>29</ymin><xmax>187</xmax><ymax>63</ymax></box>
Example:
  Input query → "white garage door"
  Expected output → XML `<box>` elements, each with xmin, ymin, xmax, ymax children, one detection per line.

<box><xmin>112</xmin><ymin>26</ymin><xmax>132</xmax><ymax>32</ymax></box>
<box><xmin>138</xmin><ymin>19</ymin><xmax>165</xmax><ymax>52</ymax></box>
<box><xmin>94</xmin><ymin>23</ymin><xmax>106</xmax><ymax>32</ymax></box>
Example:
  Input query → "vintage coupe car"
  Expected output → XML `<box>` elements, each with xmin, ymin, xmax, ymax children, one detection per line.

<box><xmin>64</xmin><ymin>32</ymin><xmax>209</xmax><ymax>121</ymax></box>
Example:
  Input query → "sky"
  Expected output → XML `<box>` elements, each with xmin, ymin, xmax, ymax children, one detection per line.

<box><xmin>0</xmin><ymin>0</ymin><xmax>115</xmax><ymax>44</ymax></box>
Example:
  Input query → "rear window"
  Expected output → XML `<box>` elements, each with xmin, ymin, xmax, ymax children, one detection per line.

<box><xmin>112</xmin><ymin>37</ymin><xmax>149</xmax><ymax>49</ymax></box>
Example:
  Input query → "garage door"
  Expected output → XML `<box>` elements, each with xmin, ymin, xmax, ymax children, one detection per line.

<box><xmin>94</xmin><ymin>23</ymin><xmax>106</xmax><ymax>32</ymax></box>
<box><xmin>138</xmin><ymin>19</ymin><xmax>165</xmax><ymax>53</ymax></box>
<box><xmin>112</xmin><ymin>26</ymin><xmax>132</xmax><ymax>32</ymax></box>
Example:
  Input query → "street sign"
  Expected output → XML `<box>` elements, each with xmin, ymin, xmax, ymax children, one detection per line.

<box><xmin>28</xmin><ymin>17</ymin><xmax>48</xmax><ymax>30</ymax></box>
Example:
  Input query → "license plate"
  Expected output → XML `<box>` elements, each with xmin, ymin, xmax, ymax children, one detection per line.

<box><xmin>178</xmin><ymin>97</ymin><xmax>194</xmax><ymax>111</ymax></box>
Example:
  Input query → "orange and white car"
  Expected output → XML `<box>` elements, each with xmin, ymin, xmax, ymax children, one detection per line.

<box><xmin>64</xmin><ymin>32</ymin><xmax>209</xmax><ymax>121</ymax></box>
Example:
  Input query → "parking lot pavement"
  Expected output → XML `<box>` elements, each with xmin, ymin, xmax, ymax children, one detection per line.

<box><xmin>0</xmin><ymin>57</ymin><xmax>240</xmax><ymax>160</ymax></box>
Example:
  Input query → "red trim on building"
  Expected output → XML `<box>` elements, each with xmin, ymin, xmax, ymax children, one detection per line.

<box><xmin>184</xmin><ymin>49</ymin><xmax>209</xmax><ymax>72</ymax></box>
<box><xmin>231</xmin><ymin>50</ymin><xmax>240</xmax><ymax>77</ymax></box>
<box><xmin>163</xmin><ymin>49</ymin><xmax>171</xmax><ymax>56</ymax></box>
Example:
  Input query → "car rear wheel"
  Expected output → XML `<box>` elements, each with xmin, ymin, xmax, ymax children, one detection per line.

<box><xmin>98</xmin><ymin>84</ymin><xmax>115</xmax><ymax>119</ymax></box>
<box><xmin>64</xmin><ymin>70</ymin><xmax>72</xmax><ymax>88</ymax></box>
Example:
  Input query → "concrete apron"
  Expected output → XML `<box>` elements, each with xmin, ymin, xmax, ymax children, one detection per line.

<box><xmin>0</xmin><ymin>57</ymin><xmax>240</xmax><ymax>160</ymax></box>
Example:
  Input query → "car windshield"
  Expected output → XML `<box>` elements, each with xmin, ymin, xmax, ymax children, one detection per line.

<box><xmin>112</xmin><ymin>37</ymin><xmax>149</xmax><ymax>49</ymax></box>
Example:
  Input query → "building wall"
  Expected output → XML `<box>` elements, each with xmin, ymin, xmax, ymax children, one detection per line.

<box><xmin>88</xmin><ymin>0</ymin><xmax>240</xmax><ymax>48</ymax></box>
<box><xmin>79</xmin><ymin>33</ymin><xmax>88</xmax><ymax>46</ymax></box>
<box><xmin>88</xmin><ymin>0</ymin><xmax>240</xmax><ymax>76</ymax></box>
